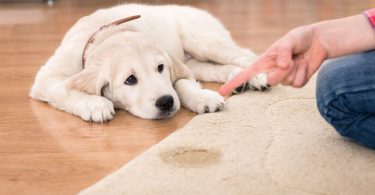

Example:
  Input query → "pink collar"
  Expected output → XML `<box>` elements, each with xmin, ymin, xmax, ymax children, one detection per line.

<box><xmin>81</xmin><ymin>15</ymin><xmax>141</xmax><ymax>68</ymax></box>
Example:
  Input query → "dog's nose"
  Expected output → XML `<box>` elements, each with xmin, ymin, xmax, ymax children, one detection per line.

<box><xmin>155</xmin><ymin>95</ymin><xmax>174</xmax><ymax>111</ymax></box>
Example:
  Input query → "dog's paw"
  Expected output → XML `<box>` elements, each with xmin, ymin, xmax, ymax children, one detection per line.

<box><xmin>229</xmin><ymin>69</ymin><xmax>270</xmax><ymax>94</ymax></box>
<box><xmin>248</xmin><ymin>72</ymin><xmax>270</xmax><ymax>91</ymax></box>
<box><xmin>189</xmin><ymin>89</ymin><xmax>225</xmax><ymax>114</ymax></box>
<box><xmin>73</xmin><ymin>96</ymin><xmax>115</xmax><ymax>122</ymax></box>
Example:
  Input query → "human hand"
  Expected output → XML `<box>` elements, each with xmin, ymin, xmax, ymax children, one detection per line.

<box><xmin>219</xmin><ymin>25</ymin><xmax>328</xmax><ymax>96</ymax></box>
<box><xmin>220</xmin><ymin>14</ymin><xmax>375</xmax><ymax>97</ymax></box>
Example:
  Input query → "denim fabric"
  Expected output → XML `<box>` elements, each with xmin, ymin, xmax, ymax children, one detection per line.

<box><xmin>316</xmin><ymin>50</ymin><xmax>375</xmax><ymax>149</ymax></box>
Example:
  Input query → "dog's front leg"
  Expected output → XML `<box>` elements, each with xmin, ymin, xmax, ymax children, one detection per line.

<box><xmin>52</xmin><ymin>86</ymin><xmax>115</xmax><ymax>122</ymax></box>
<box><xmin>65</xmin><ymin>90</ymin><xmax>115</xmax><ymax>122</ymax></box>
<box><xmin>174</xmin><ymin>79</ymin><xmax>225</xmax><ymax>113</ymax></box>
<box><xmin>31</xmin><ymin>75</ymin><xmax>115</xmax><ymax>122</ymax></box>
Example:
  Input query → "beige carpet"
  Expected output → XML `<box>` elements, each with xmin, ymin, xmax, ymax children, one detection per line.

<box><xmin>80</xmin><ymin>76</ymin><xmax>375</xmax><ymax>195</ymax></box>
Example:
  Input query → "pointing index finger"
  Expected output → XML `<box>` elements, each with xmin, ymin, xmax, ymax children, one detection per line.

<box><xmin>218</xmin><ymin>57</ymin><xmax>273</xmax><ymax>96</ymax></box>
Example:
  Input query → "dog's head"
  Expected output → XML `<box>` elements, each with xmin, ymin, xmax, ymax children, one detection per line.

<box><xmin>67</xmin><ymin>31</ymin><xmax>192</xmax><ymax>119</ymax></box>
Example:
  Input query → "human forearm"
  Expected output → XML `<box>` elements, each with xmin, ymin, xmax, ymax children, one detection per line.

<box><xmin>312</xmin><ymin>14</ymin><xmax>375</xmax><ymax>59</ymax></box>
<box><xmin>220</xmin><ymin>11</ymin><xmax>375</xmax><ymax>92</ymax></box>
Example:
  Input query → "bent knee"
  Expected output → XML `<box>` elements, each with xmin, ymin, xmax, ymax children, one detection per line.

<box><xmin>316</xmin><ymin>62</ymin><xmax>359</xmax><ymax>137</ymax></box>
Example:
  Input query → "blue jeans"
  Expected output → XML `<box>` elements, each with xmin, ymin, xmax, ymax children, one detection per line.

<box><xmin>316</xmin><ymin>50</ymin><xmax>375</xmax><ymax>149</ymax></box>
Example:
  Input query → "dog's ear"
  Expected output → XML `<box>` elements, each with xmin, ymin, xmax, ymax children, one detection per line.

<box><xmin>167</xmin><ymin>53</ymin><xmax>194</xmax><ymax>83</ymax></box>
<box><xmin>66</xmin><ymin>67</ymin><xmax>109</xmax><ymax>96</ymax></box>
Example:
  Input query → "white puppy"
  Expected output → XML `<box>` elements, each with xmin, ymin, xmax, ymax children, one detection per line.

<box><xmin>30</xmin><ymin>4</ymin><xmax>268</xmax><ymax>122</ymax></box>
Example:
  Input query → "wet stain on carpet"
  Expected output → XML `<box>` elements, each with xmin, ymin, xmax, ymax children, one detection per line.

<box><xmin>159</xmin><ymin>147</ymin><xmax>221</xmax><ymax>168</ymax></box>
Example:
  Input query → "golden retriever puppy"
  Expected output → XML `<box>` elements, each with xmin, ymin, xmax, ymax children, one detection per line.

<box><xmin>30</xmin><ymin>4</ymin><xmax>268</xmax><ymax>122</ymax></box>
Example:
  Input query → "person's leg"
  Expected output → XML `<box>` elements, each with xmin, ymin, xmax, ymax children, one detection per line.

<box><xmin>316</xmin><ymin>50</ymin><xmax>375</xmax><ymax>149</ymax></box>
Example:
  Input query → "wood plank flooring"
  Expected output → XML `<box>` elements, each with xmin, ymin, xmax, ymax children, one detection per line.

<box><xmin>0</xmin><ymin>0</ymin><xmax>372</xmax><ymax>194</ymax></box>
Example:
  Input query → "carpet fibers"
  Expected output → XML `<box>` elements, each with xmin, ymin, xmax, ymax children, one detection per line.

<box><xmin>80</xmin><ymin>78</ymin><xmax>375</xmax><ymax>195</ymax></box>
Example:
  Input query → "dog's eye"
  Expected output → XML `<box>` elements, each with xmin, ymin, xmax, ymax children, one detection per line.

<box><xmin>124</xmin><ymin>75</ymin><xmax>137</xmax><ymax>85</ymax></box>
<box><xmin>157</xmin><ymin>64</ymin><xmax>164</xmax><ymax>73</ymax></box>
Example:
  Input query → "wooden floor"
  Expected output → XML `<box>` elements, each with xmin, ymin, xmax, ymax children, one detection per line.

<box><xmin>0</xmin><ymin>0</ymin><xmax>372</xmax><ymax>194</ymax></box>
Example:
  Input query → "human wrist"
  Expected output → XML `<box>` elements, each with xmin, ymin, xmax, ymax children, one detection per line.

<box><xmin>309</xmin><ymin>20</ymin><xmax>335</xmax><ymax>59</ymax></box>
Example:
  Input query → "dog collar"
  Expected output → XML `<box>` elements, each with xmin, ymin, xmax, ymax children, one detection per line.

<box><xmin>81</xmin><ymin>15</ymin><xmax>141</xmax><ymax>68</ymax></box>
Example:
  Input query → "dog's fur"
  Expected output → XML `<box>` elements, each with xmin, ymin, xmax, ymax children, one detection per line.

<box><xmin>30</xmin><ymin>4</ymin><xmax>268</xmax><ymax>122</ymax></box>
